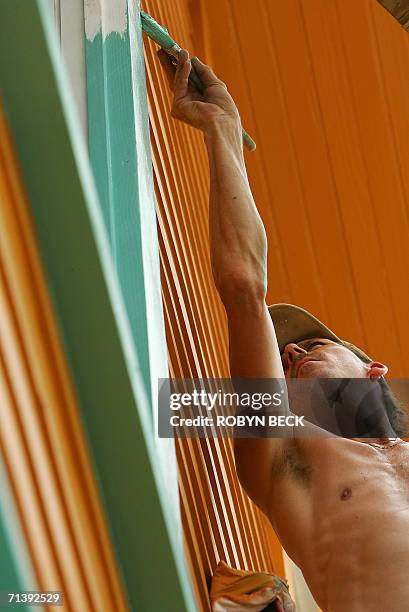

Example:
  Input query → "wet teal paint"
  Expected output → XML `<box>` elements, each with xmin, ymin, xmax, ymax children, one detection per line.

<box><xmin>86</xmin><ymin>26</ymin><xmax>151</xmax><ymax>399</ymax></box>
<box><xmin>84</xmin><ymin>6</ymin><xmax>194</xmax><ymax>607</ymax></box>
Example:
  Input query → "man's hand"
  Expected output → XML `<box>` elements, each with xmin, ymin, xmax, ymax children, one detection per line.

<box><xmin>157</xmin><ymin>49</ymin><xmax>240</xmax><ymax>133</ymax></box>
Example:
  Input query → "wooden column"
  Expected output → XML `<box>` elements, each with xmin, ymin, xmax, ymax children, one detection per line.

<box><xmin>376</xmin><ymin>0</ymin><xmax>409</xmax><ymax>31</ymax></box>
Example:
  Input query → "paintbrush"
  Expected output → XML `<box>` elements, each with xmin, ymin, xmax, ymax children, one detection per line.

<box><xmin>140</xmin><ymin>10</ymin><xmax>256</xmax><ymax>152</ymax></box>
<box><xmin>376</xmin><ymin>0</ymin><xmax>409</xmax><ymax>31</ymax></box>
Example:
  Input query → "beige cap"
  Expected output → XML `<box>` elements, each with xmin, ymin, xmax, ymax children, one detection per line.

<box><xmin>268</xmin><ymin>303</ymin><xmax>373</xmax><ymax>364</ymax></box>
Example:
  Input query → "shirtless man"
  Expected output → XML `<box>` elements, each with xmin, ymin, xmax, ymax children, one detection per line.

<box><xmin>159</xmin><ymin>49</ymin><xmax>409</xmax><ymax>611</ymax></box>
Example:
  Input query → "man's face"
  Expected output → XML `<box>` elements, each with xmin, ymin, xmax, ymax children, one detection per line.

<box><xmin>281</xmin><ymin>338</ymin><xmax>368</xmax><ymax>379</ymax></box>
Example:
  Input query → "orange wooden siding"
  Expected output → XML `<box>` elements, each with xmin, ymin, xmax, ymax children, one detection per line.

<box><xmin>143</xmin><ymin>0</ymin><xmax>409</xmax><ymax>609</ymax></box>
<box><xmin>142</xmin><ymin>1</ymin><xmax>285</xmax><ymax>610</ymax></box>
<box><xmin>0</xmin><ymin>102</ymin><xmax>128</xmax><ymax>612</ymax></box>
<box><xmin>202</xmin><ymin>0</ymin><xmax>409</xmax><ymax>379</ymax></box>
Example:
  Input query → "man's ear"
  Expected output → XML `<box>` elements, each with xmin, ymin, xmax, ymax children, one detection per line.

<box><xmin>367</xmin><ymin>361</ymin><xmax>388</xmax><ymax>378</ymax></box>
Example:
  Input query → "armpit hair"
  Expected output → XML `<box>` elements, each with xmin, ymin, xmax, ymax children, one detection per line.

<box><xmin>272</xmin><ymin>440</ymin><xmax>312</xmax><ymax>485</ymax></box>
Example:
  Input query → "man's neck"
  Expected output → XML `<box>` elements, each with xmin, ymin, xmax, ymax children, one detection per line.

<box><xmin>288</xmin><ymin>377</ymin><xmax>397</xmax><ymax>438</ymax></box>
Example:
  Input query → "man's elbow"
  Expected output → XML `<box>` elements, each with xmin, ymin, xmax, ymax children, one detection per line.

<box><xmin>216</xmin><ymin>271</ymin><xmax>266</xmax><ymax>315</ymax></box>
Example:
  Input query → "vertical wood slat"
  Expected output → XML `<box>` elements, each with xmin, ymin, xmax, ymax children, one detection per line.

<box><xmin>142</xmin><ymin>1</ymin><xmax>285</xmax><ymax>610</ymax></box>
<box><xmin>0</xmin><ymin>102</ymin><xmax>128</xmax><ymax>612</ymax></box>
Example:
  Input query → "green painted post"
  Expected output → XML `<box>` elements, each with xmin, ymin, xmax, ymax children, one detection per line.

<box><xmin>85</xmin><ymin>2</ymin><xmax>151</xmax><ymax>402</ymax></box>
<box><xmin>86</xmin><ymin>21</ymin><xmax>152</xmax><ymax>398</ymax></box>
<box><xmin>0</xmin><ymin>2</ymin><xmax>196</xmax><ymax>610</ymax></box>
<box><xmin>84</xmin><ymin>0</ymin><xmax>182</xmax><ymax>538</ymax></box>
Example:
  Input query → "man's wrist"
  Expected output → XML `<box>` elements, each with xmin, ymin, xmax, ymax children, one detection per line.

<box><xmin>204</xmin><ymin>115</ymin><xmax>243</xmax><ymax>158</ymax></box>
<box><xmin>204</xmin><ymin>115</ymin><xmax>242</xmax><ymax>149</ymax></box>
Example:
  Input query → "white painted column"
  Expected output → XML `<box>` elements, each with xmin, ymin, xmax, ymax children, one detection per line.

<box><xmin>48</xmin><ymin>0</ymin><xmax>87</xmax><ymax>140</ymax></box>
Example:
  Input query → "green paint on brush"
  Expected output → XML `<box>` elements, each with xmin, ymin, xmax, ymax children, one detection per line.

<box><xmin>140</xmin><ymin>10</ymin><xmax>257</xmax><ymax>152</ymax></box>
<box><xmin>140</xmin><ymin>11</ymin><xmax>208</xmax><ymax>98</ymax></box>
<box><xmin>140</xmin><ymin>10</ymin><xmax>175</xmax><ymax>49</ymax></box>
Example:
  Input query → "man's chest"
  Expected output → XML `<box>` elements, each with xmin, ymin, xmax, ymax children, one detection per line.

<box><xmin>271</xmin><ymin>440</ymin><xmax>409</xmax><ymax>528</ymax></box>
<box><xmin>307</xmin><ymin>440</ymin><xmax>409</xmax><ymax>517</ymax></box>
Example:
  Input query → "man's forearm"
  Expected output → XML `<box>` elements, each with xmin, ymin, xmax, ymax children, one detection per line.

<box><xmin>204</xmin><ymin>118</ymin><xmax>268</xmax><ymax>305</ymax></box>
<box><xmin>158</xmin><ymin>50</ymin><xmax>267</xmax><ymax>304</ymax></box>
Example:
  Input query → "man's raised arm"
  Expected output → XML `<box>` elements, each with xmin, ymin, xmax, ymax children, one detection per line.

<box><xmin>159</xmin><ymin>49</ymin><xmax>287</xmax><ymax>512</ymax></box>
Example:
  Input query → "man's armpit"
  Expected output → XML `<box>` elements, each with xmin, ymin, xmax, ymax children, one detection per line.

<box><xmin>271</xmin><ymin>439</ymin><xmax>312</xmax><ymax>486</ymax></box>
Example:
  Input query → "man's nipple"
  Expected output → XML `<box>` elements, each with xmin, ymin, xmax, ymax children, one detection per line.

<box><xmin>340</xmin><ymin>487</ymin><xmax>352</xmax><ymax>501</ymax></box>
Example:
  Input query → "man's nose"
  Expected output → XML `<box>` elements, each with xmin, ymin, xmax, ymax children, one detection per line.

<box><xmin>284</xmin><ymin>343</ymin><xmax>307</xmax><ymax>364</ymax></box>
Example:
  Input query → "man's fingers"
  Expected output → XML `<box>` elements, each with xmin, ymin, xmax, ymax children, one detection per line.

<box><xmin>191</xmin><ymin>56</ymin><xmax>225</xmax><ymax>89</ymax></box>
<box><xmin>158</xmin><ymin>49</ymin><xmax>224</xmax><ymax>98</ymax></box>
<box><xmin>157</xmin><ymin>49</ymin><xmax>176</xmax><ymax>90</ymax></box>
<box><xmin>173</xmin><ymin>49</ymin><xmax>191</xmax><ymax>102</ymax></box>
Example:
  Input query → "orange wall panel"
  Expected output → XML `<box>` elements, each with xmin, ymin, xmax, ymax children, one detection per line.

<box><xmin>202</xmin><ymin>0</ymin><xmax>409</xmax><ymax>379</ymax></box>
